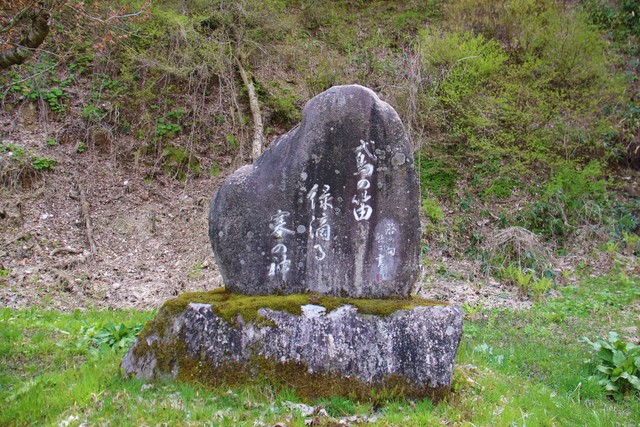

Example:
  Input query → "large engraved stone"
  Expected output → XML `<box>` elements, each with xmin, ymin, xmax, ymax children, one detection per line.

<box><xmin>209</xmin><ymin>85</ymin><xmax>420</xmax><ymax>298</ymax></box>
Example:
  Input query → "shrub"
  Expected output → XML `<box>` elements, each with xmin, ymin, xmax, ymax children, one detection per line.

<box><xmin>582</xmin><ymin>332</ymin><xmax>640</xmax><ymax>398</ymax></box>
<box><xmin>162</xmin><ymin>145</ymin><xmax>201</xmax><ymax>181</ymax></box>
<box><xmin>80</xmin><ymin>321</ymin><xmax>144</xmax><ymax>355</ymax></box>
<box><xmin>417</xmin><ymin>0</ymin><xmax>626</xmax><ymax>181</ymax></box>
<box><xmin>0</xmin><ymin>142</ymin><xmax>55</xmax><ymax>187</ymax></box>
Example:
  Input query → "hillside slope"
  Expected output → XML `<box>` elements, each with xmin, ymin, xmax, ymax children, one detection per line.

<box><xmin>1</xmin><ymin>0</ymin><xmax>638</xmax><ymax>310</ymax></box>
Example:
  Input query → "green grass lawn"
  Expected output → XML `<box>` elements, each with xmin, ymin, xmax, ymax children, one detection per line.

<box><xmin>1</xmin><ymin>272</ymin><xmax>638</xmax><ymax>426</ymax></box>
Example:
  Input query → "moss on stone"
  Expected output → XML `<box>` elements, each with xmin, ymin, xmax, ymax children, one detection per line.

<box><xmin>155</xmin><ymin>287</ymin><xmax>446</xmax><ymax>324</ymax></box>
<box><xmin>174</xmin><ymin>352</ymin><xmax>449</xmax><ymax>405</ymax></box>
<box><xmin>126</xmin><ymin>289</ymin><xmax>452</xmax><ymax>403</ymax></box>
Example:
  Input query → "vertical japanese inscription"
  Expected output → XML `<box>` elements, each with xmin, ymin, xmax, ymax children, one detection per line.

<box><xmin>268</xmin><ymin>210</ymin><xmax>293</xmax><ymax>280</ymax></box>
<box><xmin>307</xmin><ymin>183</ymin><xmax>333</xmax><ymax>261</ymax></box>
<box><xmin>376</xmin><ymin>222</ymin><xmax>398</xmax><ymax>274</ymax></box>
<box><xmin>353</xmin><ymin>139</ymin><xmax>377</xmax><ymax>221</ymax></box>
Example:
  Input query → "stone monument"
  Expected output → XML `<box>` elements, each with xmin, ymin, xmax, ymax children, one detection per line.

<box><xmin>122</xmin><ymin>85</ymin><xmax>462</xmax><ymax>401</ymax></box>
<box><xmin>209</xmin><ymin>84</ymin><xmax>420</xmax><ymax>298</ymax></box>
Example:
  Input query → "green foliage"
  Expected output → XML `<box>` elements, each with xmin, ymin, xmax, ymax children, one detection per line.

<box><xmin>82</xmin><ymin>105</ymin><xmax>105</xmax><ymax>123</ymax></box>
<box><xmin>422</xmin><ymin>197</ymin><xmax>444</xmax><ymax>223</ymax></box>
<box><xmin>422</xmin><ymin>196</ymin><xmax>445</xmax><ymax>235</ymax></box>
<box><xmin>31</xmin><ymin>156</ymin><xmax>56</xmax><ymax>171</ymax></box>
<box><xmin>1</xmin><ymin>142</ymin><xmax>55</xmax><ymax>187</ymax></box>
<box><xmin>482</xmin><ymin>177</ymin><xmax>517</xmax><ymax>199</ymax></box>
<box><xmin>80</xmin><ymin>321</ymin><xmax>144</xmax><ymax>355</ymax></box>
<box><xmin>416</xmin><ymin>156</ymin><xmax>458</xmax><ymax>199</ymax></box>
<box><xmin>42</xmin><ymin>87</ymin><xmax>66</xmax><ymax>112</ymax></box>
<box><xmin>262</xmin><ymin>83</ymin><xmax>302</xmax><ymax>126</ymax></box>
<box><xmin>583</xmin><ymin>0</ymin><xmax>640</xmax><ymax>42</ymax></box>
<box><xmin>0</xmin><ymin>142</ymin><xmax>26</xmax><ymax>158</ymax></box>
<box><xmin>225</xmin><ymin>133</ymin><xmax>240</xmax><ymax>150</ymax></box>
<box><xmin>511</xmin><ymin>161</ymin><xmax>623</xmax><ymax>243</ymax></box>
<box><xmin>582</xmin><ymin>332</ymin><xmax>640</xmax><ymax>398</ymax></box>
<box><xmin>161</xmin><ymin>145</ymin><xmax>201</xmax><ymax>181</ymax></box>
<box><xmin>461</xmin><ymin>301</ymin><xmax>483</xmax><ymax>319</ymax></box>
<box><xmin>500</xmin><ymin>264</ymin><xmax>552</xmax><ymax>299</ymax></box>
<box><xmin>76</xmin><ymin>142</ymin><xmax>87</xmax><ymax>154</ymax></box>
<box><xmin>155</xmin><ymin>109</ymin><xmax>183</xmax><ymax>139</ymax></box>
<box><xmin>417</xmin><ymin>0</ymin><xmax>628</xmax><ymax>184</ymax></box>
<box><xmin>621</xmin><ymin>232</ymin><xmax>639</xmax><ymax>255</ymax></box>
<box><xmin>543</xmin><ymin>161</ymin><xmax>608</xmax><ymax>208</ymax></box>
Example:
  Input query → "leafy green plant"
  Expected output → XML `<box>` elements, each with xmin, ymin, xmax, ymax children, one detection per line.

<box><xmin>81</xmin><ymin>321</ymin><xmax>144</xmax><ymax>355</ymax></box>
<box><xmin>422</xmin><ymin>197</ymin><xmax>444</xmax><ymax>222</ymax></box>
<box><xmin>502</xmin><ymin>264</ymin><xmax>534</xmax><ymax>288</ymax></box>
<box><xmin>416</xmin><ymin>157</ymin><xmax>458</xmax><ymax>199</ymax></box>
<box><xmin>583</xmin><ymin>0</ymin><xmax>640</xmax><ymax>41</ymax></box>
<box><xmin>482</xmin><ymin>177</ymin><xmax>518</xmax><ymax>199</ymax></box>
<box><xmin>543</xmin><ymin>161</ymin><xmax>609</xmax><ymax>211</ymax></box>
<box><xmin>528</xmin><ymin>276</ymin><xmax>553</xmax><ymax>301</ymax></box>
<box><xmin>462</xmin><ymin>301</ymin><xmax>483</xmax><ymax>319</ymax></box>
<box><xmin>1</xmin><ymin>142</ymin><xmax>55</xmax><ymax>186</ymax></box>
<box><xmin>82</xmin><ymin>105</ymin><xmax>105</xmax><ymax>123</ymax></box>
<box><xmin>473</xmin><ymin>342</ymin><xmax>504</xmax><ymax>365</ymax></box>
<box><xmin>604</xmin><ymin>240</ymin><xmax>619</xmax><ymax>253</ymax></box>
<box><xmin>0</xmin><ymin>142</ymin><xmax>26</xmax><ymax>159</ymax></box>
<box><xmin>162</xmin><ymin>145</ymin><xmax>201</xmax><ymax>181</ymax></box>
<box><xmin>514</xmin><ymin>161</ymin><xmax>618</xmax><ymax>243</ymax></box>
<box><xmin>31</xmin><ymin>156</ymin><xmax>56</xmax><ymax>171</ymax></box>
<box><xmin>156</xmin><ymin>118</ymin><xmax>181</xmax><ymax>138</ymax></box>
<box><xmin>155</xmin><ymin>109</ymin><xmax>186</xmax><ymax>139</ymax></box>
<box><xmin>43</xmin><ymin>87</ymin><xmax>66</xmax><ymax>112</ymax></box>
<box><xmin>621</xmin><ymin>232</ymin><xmax>639</xmax><ymax>256</ymax></box>
<box><xmin>209</xmin><ymin>161</ymin><xmax>221</xmax><ymax>177</ymax></box>
<box><xmin>582</xmin><ymin>332</ymin><xmax>640</xmax><ymax>398</ymax></box>
<box><xmin>225</xmin><ymin>133</ymin><xmax>240</xmax><ymax>150</ymax></box>
<box><xmin>500</xmin><ymin>264</ymin><xmax>552</xmax><ymax>299</ymax></box>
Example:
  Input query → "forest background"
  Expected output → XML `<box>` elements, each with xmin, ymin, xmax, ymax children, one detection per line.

<box><xmin>0</xmin><ymin>0</ymin><xmax>639</xmax><ymax>425</ymax></box>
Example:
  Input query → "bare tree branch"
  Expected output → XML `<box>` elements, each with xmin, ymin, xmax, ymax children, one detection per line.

<box><xmin>0</xmin><ymin>3</ymin><xmax>36</xmax><ymax>33</ymax></box>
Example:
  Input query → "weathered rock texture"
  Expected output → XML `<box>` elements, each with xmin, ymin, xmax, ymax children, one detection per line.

<box><xmin>122</xmin><ymin>293</ymin><xmax>463</xmax><ymax>400</ymax></box>
<box><xmin>209</xmin><ymin>85</ymin><xmax>420</xmax><ymax>298</ymax></box>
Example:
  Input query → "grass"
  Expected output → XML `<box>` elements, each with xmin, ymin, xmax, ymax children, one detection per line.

<box><xmin>1</xmin><ymin>271</ymin><xmax>639</xmax><ymax>426</ymax></box>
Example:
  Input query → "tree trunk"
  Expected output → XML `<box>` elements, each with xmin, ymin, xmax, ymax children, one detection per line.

<box><xmin>0</xmin><ymin>8</ymin><xmax>50</xmax><ymax>70</ymax></box>
<box><xmin>235</xmin><ymin>55</ymin><xmax>265</xmax><ymax>162</ymax></box>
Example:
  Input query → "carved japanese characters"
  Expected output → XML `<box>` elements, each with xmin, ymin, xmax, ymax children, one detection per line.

<box><xmin>209</xmin><ymin>85</ymin><xmax>420</xmax><ymax>298</ymax></box>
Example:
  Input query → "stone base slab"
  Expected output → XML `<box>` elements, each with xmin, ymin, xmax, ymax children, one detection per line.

<box><xmin>121</xmin><ymin>292</ymin><xmax>463</xmax><ymax>400</ymax></box>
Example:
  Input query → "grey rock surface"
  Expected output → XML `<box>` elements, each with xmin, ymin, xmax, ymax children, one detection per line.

<box><xmin>209</xmin><ymin>85</ymin><xmax>420</xmax><ymax>298</ymax></box>
<box><xmin>122</xmin><ymin>301</ymin><xmax>463</xmax><ymax>393</ymax></box>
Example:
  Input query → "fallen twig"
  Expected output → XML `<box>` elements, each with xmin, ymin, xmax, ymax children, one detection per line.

<box><xmin>73</xmin><ymin>179</ymin><xmax>97</xmax><ymax>257</ymax></box>
<box><xmin>50</xmin><ymin>247</ymin><xmax>83</xmax><ymax>257</ymax></box>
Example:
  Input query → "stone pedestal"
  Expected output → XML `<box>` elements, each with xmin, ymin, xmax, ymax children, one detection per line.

<box><xmin>122</xmin><ymin>290</ymin><xmax>463</xmax><ymax>400</ymax></box>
